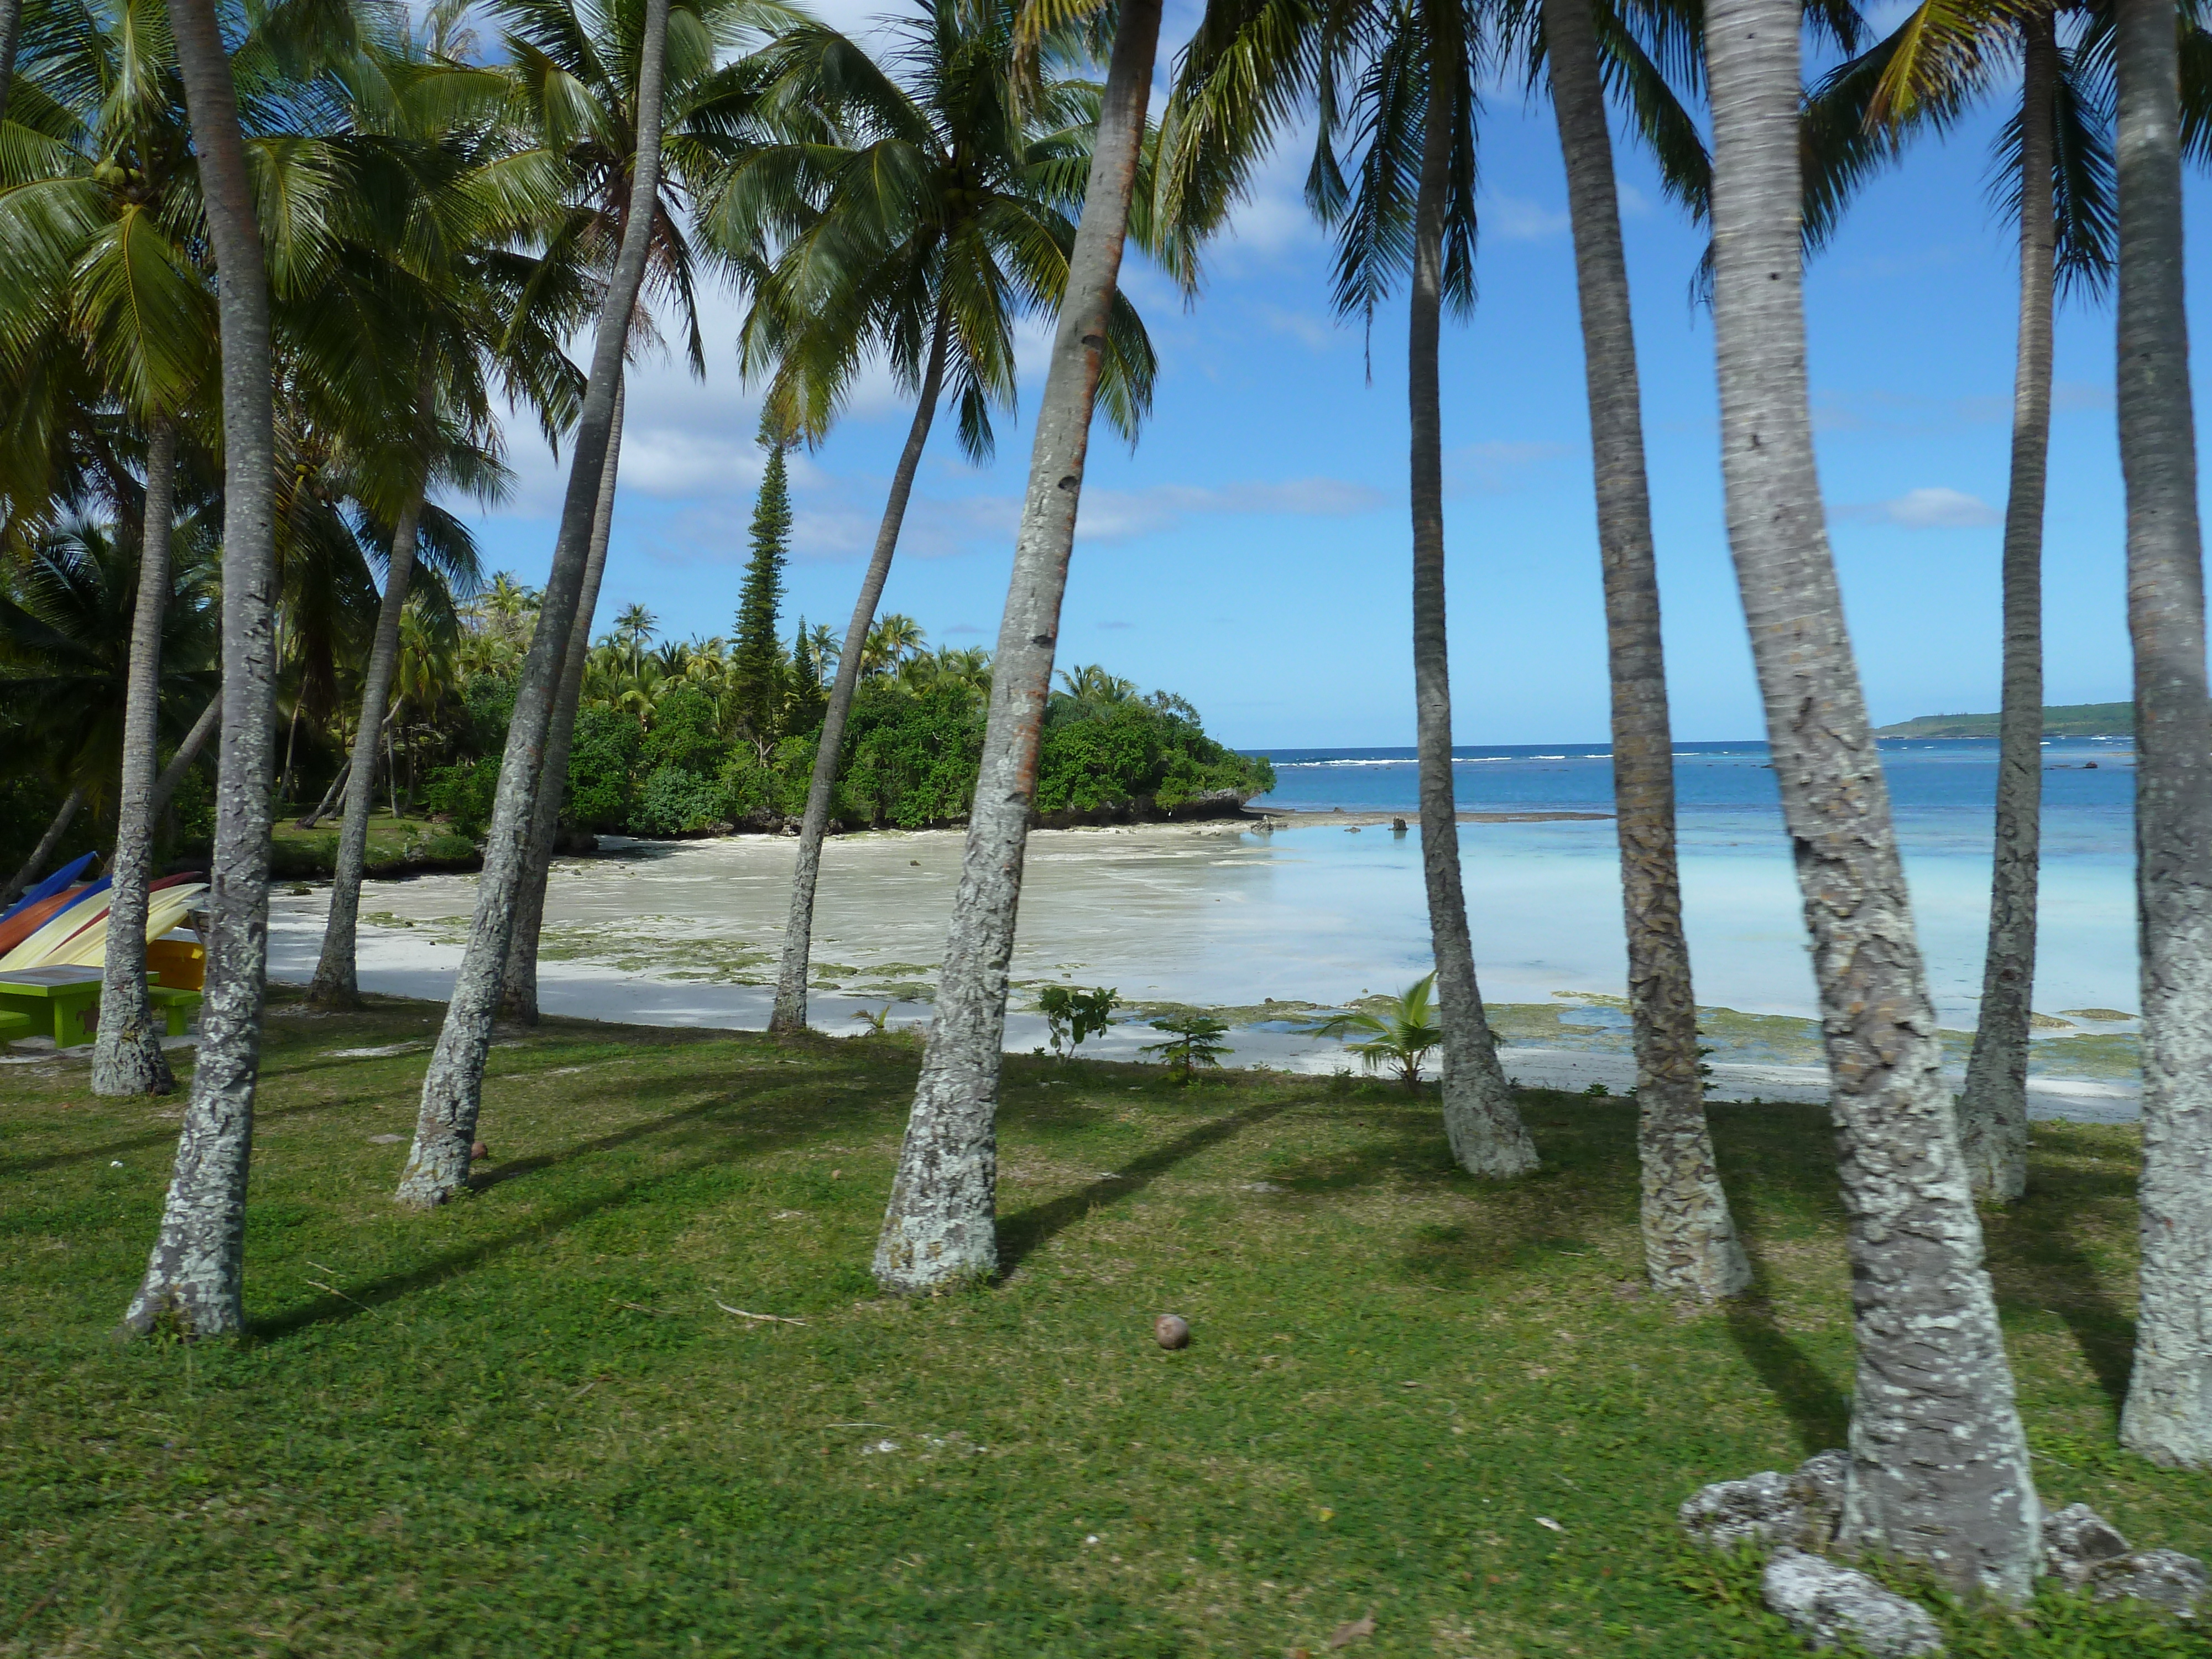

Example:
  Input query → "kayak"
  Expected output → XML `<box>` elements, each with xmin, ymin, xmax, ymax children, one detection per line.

<box><xmin>0</xmin><ymin>877</ymin><xmax>111</xmax><ymax>970</ymax></box>
<box><xmin>0</xmin><ymin>885</ymin><xmax>87</xmax><ymax>957</ymax></box>
<box><xmin>0</xmin><ymin>852</ymin><xmax>96</xmax><ymax>925</ymax></box>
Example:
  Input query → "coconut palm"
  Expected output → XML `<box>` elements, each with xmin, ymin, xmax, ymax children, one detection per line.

<box><xmin>2111</xmin><ymin>0</ymin><xmax>2212</xmax><ymax>1469</ymax></box>
<box><xmin>697</xmin><ymin>0</ymin><xmax>1162</xmax><ymax>1039</ymax></box>
<box><xmin>1805</xmin><ymin>5</ymin><xmax>2115</xmax><ymax>1203</ymax></box>
<box><xmin>124</xmin><ymin>0</ymin><xmax>288</xmax><ymax>1338</ymax></box>
<box><xmin>1310</xmin><ymin>974</ymin><xmax>1442</xmax><ymax>1090</ymax></box>
<box><xmin>1701</xmin><ymin>0</ymin><xmax>2041</xmax><ymax>1594</ymax></box>
<box><xmin>1167</xmin><ymin>0</ymin><xmax>1537</xmax><ymax>1182</ymax></box>
<box><xmin>397</xmin><ymin>0</ymin><xmax>677</xmax><ymax>1208</ymax></box>
<box><xmin>872</xmin><ymin>0</ymin><xmax>1173</xmax><ymax>1292</ymax></box>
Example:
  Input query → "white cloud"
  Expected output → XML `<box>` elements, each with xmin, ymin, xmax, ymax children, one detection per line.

<box><xmin>1483</xmin><ymin>193</ymin><xmax>1571</xmax><ymax>241</ymax></box>
<box><xmin>1448</xmin><ymin>440</ymin><xmax>1569</xmax><ymax>494</ymax></box>
<box><xmin>1838</xmin><ymin>487</ymin><xmax>2003</xmax><ymax>529</ymax></box>
<box><xmin>1072</xmin><ymin>476</ymin><xmax>1390</xmax><ymax>541</ymax></box>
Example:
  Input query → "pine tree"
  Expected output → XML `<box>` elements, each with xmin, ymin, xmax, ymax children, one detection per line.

<box><xmin>733</xmin><ymin>442</ymin><xmax>791</xmax><ymax>741</ymax></box>
<box><xmin>788</xmin><ymin>613</ymin><xmax>827</xmax><ymax>734</ymax></box>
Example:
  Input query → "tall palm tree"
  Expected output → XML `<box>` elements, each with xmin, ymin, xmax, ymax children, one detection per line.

<box><xmin>396</xmin><ymin>0</ymin><xmax>676</xmax><ymax>1208</ymax></box>
<box><xmin>1702</xmin><ymin>0</ymin><xmax>2040</xmax><ymax>1595</ymax></box>
<box><xmin>1167</xmin><ymin>0</ymin><xmax>1536</xmax><ymax>1180</ymax></box>
<box><xmin>695</xmin><ymin>0</ymin><xmax>1158</xmax><ymax>1038</ymax></box>
<box><xmin>1807</xmin><ymin>5</ymin><xmax>2114</xmax><ymax>1203</ymax></box>
<box><xmin>872</xmin><ymin>0</ymin><xmax>1168</xmax><ymax>1292</ymax></box>
<box><xmin>1524</xmin><ymin>0</ymin><xmax>1749</xmax><ymax>1294</ymax></box>
<box><xmin>2111</xmin><ymin>0</ymin><xmax>2212</xmax><ymax>1470</ymax></box>
<box><xmin>123</xmin><ymin>0</ymin><xmax>286</xmax><ymax>1338</ymax></box>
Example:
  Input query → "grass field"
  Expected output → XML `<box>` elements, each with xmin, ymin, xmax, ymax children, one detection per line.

<box><xmin>265</xmin><ymin>811</ymin><xmax>479</xmax><ymax>880</ymax></box>
<box><xmin>3</xmin><ymin>991</ymin><xmax>2206</xmax><ymax>1657</ymax></box>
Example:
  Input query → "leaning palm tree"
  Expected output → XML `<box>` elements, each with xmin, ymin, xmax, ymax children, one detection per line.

<box><xmin>395</xmin><ymin>0</ymin><xmax>677</xmax><ymax>1208</ymax></box>
<box><xmin>1169</xmin><ymin>0</ymin><xmax>1536</xmax><ymax>1181</ymax></box>
<box><xmin>1702</xmin><ymin>0</ymin><xmax>2041</xmax><ymax>1595</ymax></box>
<box><xmin>123</xmin><ymin>0</ymin><xmax>289</xmax><ymax>1337</ymax></box>
<box><xmin>870</xmin><ymin>0</ymin><xmax>1172</xmax><ymax>1290</ymax></box>
<box><xmin>1507</xmin><ymin>0</ymin><xmax>1750</xmax><ymax>1295</ymax></box>
<box><xmin>1806</xmin><ymin>3</ymin><xmax>2114</xmax><ymax>1203</ymax></box>
<box><xmin>696</xmin><ymin>0</ymin><xmax>1159</xmax><ymax>1038</ymax></box>
<box><xmin>2111</xmin><ymin>0</ymin><xmax>2212</xmax><ymax>1470</ymax></box>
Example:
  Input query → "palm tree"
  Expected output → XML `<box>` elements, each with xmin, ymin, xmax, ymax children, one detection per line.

<box><xmin>1168</xmin><ymin>0</ymin><xmax>1536</xmax><ymax>1181</ymax></box>
<box><xmin>1310</xmin><ymin>974</ymin><xmax>1441</xmax><ymax>1090</ymax></box>
<box><xmin>1701</xmin><ymin>0</ymin><xmax>2040</xmax><ymax>1595</ymax></box>
<box><xmin>124</xmin><ymin>0</ymin><xmax>285</xmax><ymax>1338</ymax></box>
<box><xmin>1521</xmin><ymin>0</ymin><xmax>1748</xmax><ymax>1295</ymax></box>
<box><xmin>698</xmin><ymin>0</ymin><xmax>1160</xmax><ymax>1039</ymax></box>
<box><xmin>872</xmin><ymin>0</ymin><xmax>1170</xmax><ymax>1292</ymax></box>
<box><xmin>396</xmin><ymin>0</ymin><xmax>676</xmax><ymax>1209</ymax></box>
<box><xmin>1806</xmin><ymin>6</ymin><xmax>2114</xmax><ymax>1204</ymax></box>
<box><xmin>2111</xmin><ymin>0</ymin><xmax>2212</xmax><ymax>1470</ymax></box>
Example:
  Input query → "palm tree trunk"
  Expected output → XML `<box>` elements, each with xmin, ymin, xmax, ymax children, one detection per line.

<box><xmin>2113</xmin><ymin>0</ymin><xmax>2212</xmax><ymax>1470</ymax></box>
<box><xmin>1957</xmin><ymin>19</ymin><xmax>2057</xmax><ymax>1203</ymax></box>
<box><xmin>769</xmin><ymin>310</ymin><xmax>950</xmax><ymax>1035</ymax></box>
<box><xmin>309</xmin><ymin>492</ymin><xmax>424</xmax><ymax>1010</ymax></box>
<box><xmin>503</xmin><ymin>378</ymin><xmax>627</xmax><ymax>1023</ymax></box>
<box><xmin>0</xmin><ymin>0</ymin><xmax>20</xmax><ymax>127</ymax></box>
<box><xmin>299</xmin><ymin>755</ymin><xmax>347</xmax><ymax>830</ymax></box>
<box><xmin>3</xmin><ymin>784</ymin><xmax>87</xmax><ymax>909</ymax></box>
<box><xmin>1408</xmin><ymin>27</ymin><xmax>1536</xmax><ymax>1181</ymax></box>
<box><xmin>150</xmin><ymin>694</ymin><xmax>218</xmax><ymax>817</ymax></box>
<box><xmin>277</xmin><ymin>697</ymin><xmax>302</xmax><ymax>802</ymax></box>
<box><xmin>1703</xmin><ymin>0</ymin><xmax>2039</xmax><ymax>1596</ymax></box>
<box><xmin>1543</xmin><ymin>0</ymin><xmax>1743</xmax><ymax>1291</ymax></box>
<box><xmin>873</xmin><ymin>0</ymin><xmax>1162</xmax><ymax>1291</ymax></box>
<box><xmin>124</xmin><ymin>0</ymin><xmax>279</xmax><ymax>1339</ymax></box>
<box><xmin>92</xmin><ymin>416</ymin><xmax>181</xmax><ymax>1097</ymax></box>
<box><xmin>396</xmin><ymin>0</ymin><xmax>671</xmax><ymax>1208</ymax></box>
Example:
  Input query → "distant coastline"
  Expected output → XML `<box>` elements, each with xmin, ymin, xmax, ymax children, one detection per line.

<box><xmin>1873</xmin><ymin>701</ymin><xmax>2134</xmax><ymax>739</ymax></box>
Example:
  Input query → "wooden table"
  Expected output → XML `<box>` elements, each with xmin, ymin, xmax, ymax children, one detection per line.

<box><xmin>0</xmin><ymin>967</ymin><xmax>167</xmax><ymax>1048</ymax></box>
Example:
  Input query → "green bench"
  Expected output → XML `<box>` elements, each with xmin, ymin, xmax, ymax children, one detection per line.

<box><xmin>0</xmin><ymin>1009</ymin><xmax>33</xmax><ymax>1047</ymax></box>
<box><xmin>0</xmin><ymin>967</ymin><xmax>188</xmax><ymax>1048</ymax></box>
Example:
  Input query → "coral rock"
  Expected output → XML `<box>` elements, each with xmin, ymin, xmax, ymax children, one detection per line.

<box><xmin>1761</xmin><ymin>1548</ymin><xmax>1944</xmax><ymax>1656</ymax></box>
<box><xmin>2089</xmin><ymin>1550</ymin><xmax>2206</xmax><ymax>1619</ymax></box>
<box><xmin>1154</xmin><ymin>1313</ymin><xmax>1190</xmax><ymax>1350</ymax></box>
<box><xmin>2042</xmin><ymin>1503</ymin><xmax>2132</xmax><ymax>1588</ymax></box>
<box><xmin>1679</xmin><ymin>1450</ymin><xmax>1849</xmax><ymax>1553</ymax></box>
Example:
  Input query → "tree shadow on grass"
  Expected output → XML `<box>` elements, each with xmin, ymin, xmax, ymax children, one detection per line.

<box><xmin>1981</xmin><ymin>1131</ymin><xmax>2140</xmax><ymax>1410</ymax></box>
<box><xmin>995</xmin><ymin>1095</ymin><xmax>1300</xmax><ymax>1277</ymax></box>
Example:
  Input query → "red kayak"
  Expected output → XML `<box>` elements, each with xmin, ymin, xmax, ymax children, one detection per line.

<box><xmin>0</xmin><ymin>885</ymin><xmax>86</xmax><ymax>956</ymax></box>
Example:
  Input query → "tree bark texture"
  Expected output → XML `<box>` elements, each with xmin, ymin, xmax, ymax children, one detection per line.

<box><xmin>126</xmin><ymin>0</ymin><xmax>278</xmax><ymax>1338</ymax></box>
<box><xmin>3</xmin><ymin>785</ymin><xmax>87</xmax><ymax>909</ymax></box>
<box><xmin>503</xmin><ymin>379</ymin><xmax>625</xmax><ymax>1022</ymax></box>
<box><xmin>92</xmin><ymin>416</ymin><xmax>180</xmax><ymax>1097</ymax></box>
<box><xmin>769</xmin><ymin>312</ymin><xmax>949</xmax><ymax>1035</ymax></box>
<box><xmin>1957</xmin><ymin>21</ymin><xmax>2057</xmax><ymax>1203</ymax></box>
<box><xmin>309</xmin><ymin>494</ymin><xmax>424</xmax><ymax>1009</ymax></box>
<box><xmin>1543</xmin><ymin>0</ymin><xmax>1745</xmax><ymax>1293</ymax></box>
<box><xmin>872</xmin><ymin>0</ymin><xmax>1161</xmax><ymax>1292</ymax></box>
<box><xmin>2113</xmin><ymin>0</ymin><xmax>2212</xmax><ymax>1469</ymax></box>
<box><xmin>1407</xmin><ymin>28</ymin><xmax>1536</xmax><ymax>1181</ymax></box>
<box><xmin>1703</xmin><ymin>0</ymin><xmax>2041</xmax><ymax>1597</ymax></box>
<box><xmin>397</xmin><ymin>0</ymin><xmax>670</xmax><ymax>1207</ymax></box>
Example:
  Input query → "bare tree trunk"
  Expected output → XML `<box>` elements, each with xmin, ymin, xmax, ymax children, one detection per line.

<box><xmin>503</xmin><ymin>378</ymin><xmax>626</xmax><ymax>1022</ymax></box>
<box><xmin>298</xmin><ymin>755</ymin><xmax>347</xmax><ymax>830</ymax></box>
<box><xmin>1704</xmin><ymin>0</ymin><xmax>2040</xmax><ymax>1597</ymax></box>
<box><xmin>309</xmin><ymin>494</ymin><xmax>423</xmax><ymax>1009</ymax></box>
<box><xmin>1958</xmin><ymin>22</ymin><xmax>2057</xmax><ymax>1203</ymax></box>
<box><xmin>1544</xmin><ymin>0</ymin><xmax>1744</xmax><ymax>1291</ymax></box>
<box><xmin>873</xmin><ymin>0</ymin><xmax>1162</xmax><ymax>1291</ymax></box>
<box><xmin>769</xmin><ymin>312</ymin><xmax>950</xmax><ymax>1035</ymax></box>
<box><xmin>396</xmin><ymin>0</ymin><xmax>671</xmax><ymax>1207</ymax></box>
<box><xmin>3</xmin><ymin>785</ymin><xmax>87</xmax><ymax>909</ymax></box>
<box><xmin>152</xmin><ymin>693</ymin><xmax>219</xmax><ymax>818</ymax></box>
<box><xmin>1407</xmin><ymin>26</ymin><xmax>1535</xmax><ymax>1181</ymax></box>
<box><xmin>125</xmin><ymin>0</ymin><xmax>278</xmax><ymax>1338</ymax></box>
<box><xmin>92</xmin><ymin>416</ymin><xmax>180</xmax><ymax>1097</ymax></box>
<box><xmin>277</xmin><ymin>697</ymin><xmax>302</xmax><ymax>803</ymax></box>
<box><xmin>2114</xmin><ymin>0</ymin><xmax>2212</xmax><ymax>1470</ymax></box>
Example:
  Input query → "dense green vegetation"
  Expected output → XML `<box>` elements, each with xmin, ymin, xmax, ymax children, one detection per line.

<box><xmin>3</xmin><ymin>993</ymin><xmax>2203</xmax><ymax>1656</ymax></box>
<box><xmin>1875</xmin><ymin>702</ymin><xmax>2137</xmax><ymax>739</ymax></box>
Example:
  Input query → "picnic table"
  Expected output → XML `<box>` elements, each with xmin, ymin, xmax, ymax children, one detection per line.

<box><xmin>0</xmin><ymin>967</ymin><xmax>201</xmax><ymax>1048</ymax></box>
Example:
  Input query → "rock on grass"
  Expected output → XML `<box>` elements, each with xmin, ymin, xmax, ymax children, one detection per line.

<box><xmin>1761</xmin><ymin>1549</ymin><xmax>1944</xmax><ymax>1657</ymax></box>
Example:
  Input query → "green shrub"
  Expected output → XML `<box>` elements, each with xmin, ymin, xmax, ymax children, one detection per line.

<box><xmin>631</xmin><ymin>765</ymin><xmax>724</xmax><ymax>836</ymax></box>
<box><xmin>639</xmin><ymin>685</ymin><xmax>730</xmax><ymax>778</ymax></box>
<box><xmin>424</xmin><ymin>757</ymin><xmax>500</xmax><ymax>836</ymax></box>
<box><xmin>565</xmin><ymin>707</ymin><xmax>640</xmax><ymax>833</ymax></box>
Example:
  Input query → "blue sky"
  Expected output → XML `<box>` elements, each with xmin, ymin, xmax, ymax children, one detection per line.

<box><xmin>461</xmin><ymin>0</ymin><xmax>2181</xmax><ymax>748</ymax></box>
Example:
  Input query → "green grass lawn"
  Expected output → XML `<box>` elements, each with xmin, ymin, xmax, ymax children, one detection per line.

<box><xmin>3</xmin><ymin>992</ymin><xmax>2206</xmax><ymax>1657</ymax></box>
<box><xmin>265</xmin><ymin>810</ymin><xmax>478</xmax><ymax>879</ymax></box>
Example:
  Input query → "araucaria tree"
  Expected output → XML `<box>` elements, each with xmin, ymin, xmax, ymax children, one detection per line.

<box><xmin>732</xmin><ymin>436</ymin><xmax>790</xmax><ymax>744</ymax></box>
<box><xmin>2111</xmin><ymin>0</ymin><xmax>2212</xmax><ymax>1469</ymax></box>
<box><xmin>872</xmin><ymin>0</ymin><xmax>1167</xmax><ymax>1290</ymax></box>
<box><xmin>1702</xmin><ymin>0</ymin><xmax>2040</xmax><ymax>1593</ymax></box>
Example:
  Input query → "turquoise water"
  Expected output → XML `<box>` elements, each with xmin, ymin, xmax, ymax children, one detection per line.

<box><xmin>1246</xmin><ymin>737</ymin><xmax>2139</xmax><ymax>1029</ymax></box>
